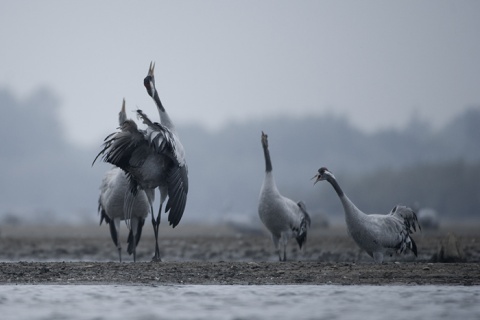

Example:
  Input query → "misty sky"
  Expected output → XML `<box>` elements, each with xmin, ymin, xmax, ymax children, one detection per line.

<box><xmin>1</xmin><ymin>1</ymin><xmax>479</xmax><ymax>148</ymax></box>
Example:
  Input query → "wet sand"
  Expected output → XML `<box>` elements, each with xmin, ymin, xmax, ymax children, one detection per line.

<box><xmin>0</xmin><ymin>223</ymin><xmax>479</xmax><ymax>285</ymax></box>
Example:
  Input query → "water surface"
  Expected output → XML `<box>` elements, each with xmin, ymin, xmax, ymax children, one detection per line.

<box><xmin>0</xmin><ymin>285</ymin><xmax>478</xmax><ymax>320</ymax></box>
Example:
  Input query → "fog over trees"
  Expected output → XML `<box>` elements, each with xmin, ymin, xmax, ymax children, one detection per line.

<box><xmin>1</xmin><ymin>87</ymin><xmax>479</xmax><ymax>225</ymax></box>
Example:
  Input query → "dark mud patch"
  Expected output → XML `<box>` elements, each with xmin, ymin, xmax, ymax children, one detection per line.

<box><xmin>1</xmin><ymin>261</ymin><xmax>479</xmax><ymax>285</ymax></box>
<box><xmin>0</xmin><ymin>224</ymin><xmax>479</xmax><ymax>285</ymax></box>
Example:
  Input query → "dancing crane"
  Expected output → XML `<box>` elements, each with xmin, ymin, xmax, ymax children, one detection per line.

<box><xmin>142</xmin><ymin>62</ymin><xmax>189</xmax><ymax>260</ymax></box>
<box><xmin>94</xmin><ymin>82</ymin><xmax>188</xmax><ymax>261</ymax></box>
<box><xmin>97</xmin><ymin>100</ymin><xmax>154</xmax><ymax>262</ymax></box>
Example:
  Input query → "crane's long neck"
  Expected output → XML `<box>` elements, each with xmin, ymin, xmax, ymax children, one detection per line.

<box><xmin>153</xmin><ymin>91</ymin><xmax>176</xmax><ymax>131</ymax></box>
<box><xmin>263</xmin><ymin>144</ymin><xmax>272</xmax><ymax>173</ymax></box>
<box><xmin>326</xmin><ymin>175</ymin><xmax>343</xmax><ymax>198</ymax></box>
<box><xmin>261</xmin><ymin>144</ymin><xmax>279</xmax><ymax>194</ymax></box>
<box><xmin>326</xmin><ymin>175</ymin><xmax>364</xmax><ymax>221</ymax></box>
<box><xmin>118</xmin><ymin>99</ymin><xmax>127</xmax><ymax>125</ymax></box>
<box><xmin>118</xmin><ymin>111</ymin><xmax>127</xmax><ymax>126</ymax></box>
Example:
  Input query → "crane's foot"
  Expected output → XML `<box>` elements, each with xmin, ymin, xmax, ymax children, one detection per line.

<box><xmin>151</xmin><ymin>255</ymin><xmax>162</xmax><ymax>262</ymax></box>
<box><xmin>151</xmin><ymin>246</ymin><xmax>162</xmax><ymax>262</ymax></box>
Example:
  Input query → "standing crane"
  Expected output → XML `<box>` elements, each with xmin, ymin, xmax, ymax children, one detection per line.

<box><xmin>313</xmin><ymin>167</ymin><xmax>420</xmax><ymax>263</ymax></box>
<box><xmin>258</xmin><ymin>131</ymin><xmax>311</xmax><ymax>261</ymax></box>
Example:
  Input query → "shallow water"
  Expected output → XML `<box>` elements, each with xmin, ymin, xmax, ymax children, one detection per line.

<box><xmin>0</xmin><ymin>285</ymin><xmax>478</xmax><ymax>320</ymax></box>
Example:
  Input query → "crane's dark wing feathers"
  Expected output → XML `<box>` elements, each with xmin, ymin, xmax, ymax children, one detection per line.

<box><xmin>295</xmin><ymin>201</ymin><xmax>311</xmax><ymax>249</ymax></box>
<box><xmin>94</xmin><ymin>110</ymin><xmax>189</xmax><ymax>228</ymax></box>
<box><xmin>165</xmin><ymin>164</ymin><xmax>188</xmax><ymax>228</ymax></box>
<box><xmin>136</xmin><ymin>109</ymin><xmax>188</xmax><ymax>227</ymax></box>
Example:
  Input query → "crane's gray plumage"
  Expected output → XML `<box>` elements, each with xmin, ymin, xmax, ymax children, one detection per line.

<box><xmin>94</xmin><ymin>64</ymin><xmax>188</xmax><ymax>261</ymax></box>
<box><xmin>98</xmin><ymin>167</ymin><xmax>153</xmax><ymax>262</ymax></box>
<box><xmin>313</xmin><ymin>167</ymin><xmax>420</xmax><ymax>263</ymax></box>
<box><xmin>141</xmin><ymin>62</ymin><xmax>189</xmax><ymax>261</ymax></box>
<box><xmin>258</xmin><ymin>131</ymin><xmax>311</xmax><ymax>261</ymax></box>
<box><xmin>97</xmin><ymin>100</ymin><xmax>154</xmax><ymax>262</ymax></box>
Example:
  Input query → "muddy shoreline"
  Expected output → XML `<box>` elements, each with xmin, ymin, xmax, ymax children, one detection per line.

<box><xmin>1</xmin><ymin>261</ymin><xmax>479</xmax><ymax>286</ymax></box>
<box><xmin>0</xmin><ymin>224</ymin><xmax>479</xmax><ymax>285</ymax></box>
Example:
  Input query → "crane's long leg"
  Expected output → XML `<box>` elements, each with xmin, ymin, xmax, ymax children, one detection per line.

<box><xmin>272</xmin><ymin>235</ymin><xmax>282</xmax><ymax>261</ymax></box>
<box><xmin>110</xmin><ymin>218</ymin><xmax>122</xmax><ymax>262</ymax></box>
<box><xmin>279</xmin><ymin>233</ymin><xmax>288</xmax><ymax>262</ymax></box>
<box><xmin>151</xmin><ymin>203</ymin><xmax>162</xmax><ymax>262</ymax></box>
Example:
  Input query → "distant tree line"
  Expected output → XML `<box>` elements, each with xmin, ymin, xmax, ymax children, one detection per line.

<box><xmin>1</xmin><ymin>86</ymin><xmax>479</xmax><ymax>224</ymax></box>
<box><xmin>179</xmin><ymin>106</ymin><xmax>480</xmax><ymax>220</ymax></box>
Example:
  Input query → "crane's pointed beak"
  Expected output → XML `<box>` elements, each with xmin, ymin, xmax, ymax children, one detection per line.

<box><xmin>311</xmin><ymin>174</ymin><xmax>320</xmax><ymax>185</ymax></box>
<box><xmin>148</xmin><ymin>61</ymin><xmax>155</xmax><ymax>77</ymax></box>
<box><xmin>121</xmin><ymin>98</ymin><xmax>126</xmax><ymax>113</ymax></box>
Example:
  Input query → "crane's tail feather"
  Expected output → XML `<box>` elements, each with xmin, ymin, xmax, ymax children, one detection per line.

<box><xmin>295</xmin><ymin>201</ymin><xmax>311</xmax><ymax>249</ymax></box>
<box><xmin>99</xmin><ymin>207</ymin><xmax>112</xmax><ymax>226</ymax></box>
<box><xmin>390</xmin><ymin>205</ymin><xmax>421</xmax><ymax>233</ymax></box>
<box><xmin>127</xmin><ymin>218</ymin><xmax>145</xmax><ymax>255</ymax></box>
<box><xmin>410</xmin><ymin>237</ymin><xmax>418</xmax><ymax>256</ymax></box>
<box><xmin>390</xmin><ymin>206</ymin><xmax>420</xmax><ymax>257</ymax></box>
<box><xmin>123</xmin><ymin>189</ymin><xmax>137</xmax><ymax>230</ymax></box>
<box><xmin>108</xmin><ymin>219</ymin><xmax>119</xmax><ymax>248</ymax></box>
<box><xmin>127</xmin><ymin>229</ymin><xmax>134</xmax><ymax>254</ymax></box>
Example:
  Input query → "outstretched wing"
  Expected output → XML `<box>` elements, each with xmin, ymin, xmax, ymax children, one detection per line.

<box><xmin>137</xmin><ymin>109</ymin><xmax>189</xmax><ymax>228</ymax></box>
<box><xmin>137</xmin><ymin>110</ymin><xmax>186</xmax><ymax>165</ymax></box>
<box><xmin>165</xmin><ymin>164</ymin><xmax>189</xmax><ymax>227</ymax></box>
<box><xmin>94</xmin><ymin>109</ymin><xmax>188</xmax><ymax>228</ymax></box>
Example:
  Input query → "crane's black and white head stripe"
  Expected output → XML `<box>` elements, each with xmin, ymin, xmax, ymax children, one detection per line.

<box><xmin>313</xmin><ymin>167</ymin><xmax>335</xmax><ymax>185</ymax></box>
<box><xmin>144</xmin><ymin>61</ymin><xmax>156</xmax><ymax>98</ymax></box>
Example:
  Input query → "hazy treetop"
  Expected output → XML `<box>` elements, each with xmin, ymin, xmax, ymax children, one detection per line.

<box><xmin>1</xmin><ymin>88</ymin><xmax>478</xmax><ymax>224</ymax></box>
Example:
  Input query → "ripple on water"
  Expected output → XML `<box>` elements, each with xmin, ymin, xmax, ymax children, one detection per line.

<box><xmin>0</xmin><ymin>285</ymin><xmax>479</xmax><ymax>320</ymax></box>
